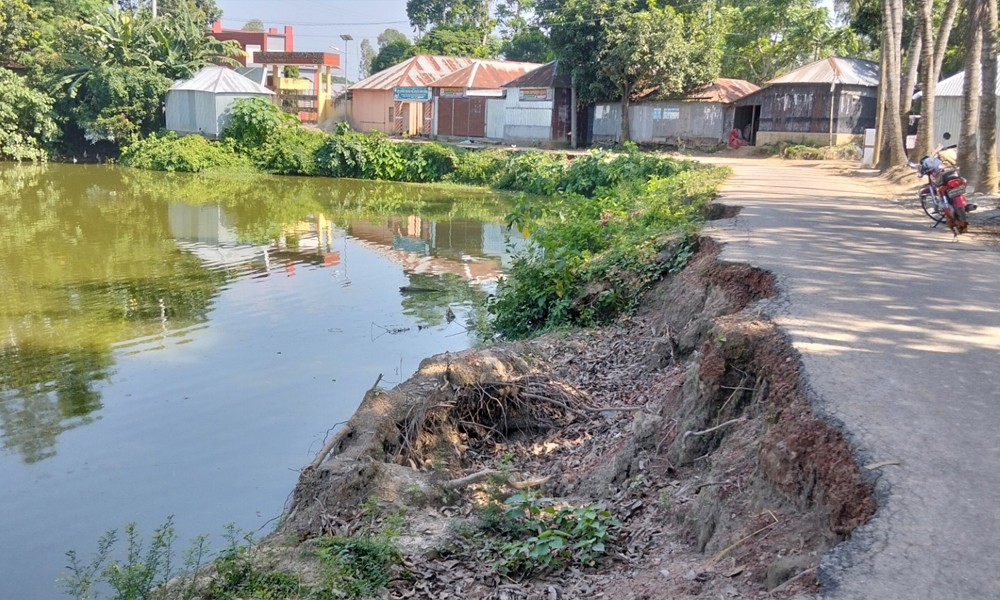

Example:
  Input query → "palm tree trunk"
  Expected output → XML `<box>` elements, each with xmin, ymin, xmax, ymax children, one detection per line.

<box><xmin>914</xmin><ymin>0</ymin><xmax>936</xmax><ymax>159</ymax></box>
<box><xmin>880</xmin><ymin>0</ymin><xmax>907</xmax><ymax>167</ymax></box>
<box><xmin>980</xmin><ymin>0</ymin><xmax>999</xmax><ymax>193</ymax></box>
<box><xmin>959</xmin><ymin>1</ymin><xmax>983</xmax><ymax>187</ymax></box>
<box><xmin>901</xmin><ymin>32</ymin><xmax>922</xmax><ymax>121</ymax></box>
<box><xmin>933</xmin><ymin>0</ymin><xmax>962</xmax><ymax>83</ymax></box>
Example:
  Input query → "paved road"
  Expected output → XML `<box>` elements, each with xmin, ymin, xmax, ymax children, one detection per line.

<box><xmin>703</xmin><ymin>158</ymin><xmax>1000</xmax><ymax>600</ymax></box>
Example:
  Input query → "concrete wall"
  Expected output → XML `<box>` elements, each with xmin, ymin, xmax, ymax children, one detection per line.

<box><xmin>349</xmin><ymin>89</ymin><xmax>394</xmax><ymax>133</ymax></box>
<box><xmin>755</xmin><ymin>131</ymin><xmax>862</xmax><ymax>146</ymax></box>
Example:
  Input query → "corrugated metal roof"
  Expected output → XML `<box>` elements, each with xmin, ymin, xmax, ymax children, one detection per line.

<box><xmin>502</xmin><ymin>60</ymin><xmax>571</xmax><ymax>89</ymax></box>
<box><xmin>429</xmin><ymin>59</ymin><xmax>542</xmax><ymax>89</ymax></box>
<box><xmin>683</xmin><ymin>78</ymin><xmax>760</xmax><ymax>103</ymax></box>
<box><xmin>171</xmin><ymin>65</ymin><xmax>273</xmax><ymax>94</ymax></box>
<box><xmin>349</xmin><ymin>55</ymin><xmax>476</xmax><ymax>91</ymax></box>
<box><xmin>931</xmin><ymin>69</ymin><xmax>1000</xmax><ymax>97</ymax></box>
<box><xmin>768</xmin><ymin>57</ymin><xmax>879</xmax><ymax>87</ymax></box>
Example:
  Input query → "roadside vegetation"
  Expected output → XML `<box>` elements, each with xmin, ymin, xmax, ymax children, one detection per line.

<box><xmin>120</xmin><ymin>97</ymin><xmax>728</xmax><ymax>340</ymax></box>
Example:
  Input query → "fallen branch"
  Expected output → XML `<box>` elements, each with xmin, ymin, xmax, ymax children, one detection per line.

<box><xmin>682</xmin><ymin>417</ymin><xmax>746</xmax><ymax>444</ymax></box>
<box><xmin>704</xmin><ymin>510</ymin><xmax>779</xmax><ymax>568</ymax></box>
<box><xmin>771</xmin><ymin>566</ymin><xmax>817</xmax><ymax>592</ymax></box>
<box><xmin>864</xmin><ymin>460</ymin><xmax>901</xmax><ymax>471</ymax></box>
<box><xmin>441</xmin><ymin>469</ymin><xmax>551</xmax><ymax>491</ymax></box>
<box><xmin>308</xmin><ymin>374</ymin><xmax>383</xmax><ymax>469</ymax></box>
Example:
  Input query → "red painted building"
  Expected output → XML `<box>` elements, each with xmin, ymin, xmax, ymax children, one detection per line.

<box><xmin>209</xmin><ymin>21</ymin><xmax>294</xmax><ymax>67</ymax></box>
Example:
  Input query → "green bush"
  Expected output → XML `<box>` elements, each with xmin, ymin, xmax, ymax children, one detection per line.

<box><xmin>487</xmin><ymin>159</ymin><xmax>730</xmax><ymax>339</ymax></box>
<box><xmin>253</xmin><ymin>126</ymin><xmax>326</xmax><ymax>175</ymax></box>
<box><xmin>446</xmin><ymin>147</ymin><xmax>510</xmax><ymax>186</ymax></box>
<box><xmin>316</xmin><ymin>125</ymin><xmax>405</xmax><ymax>180</ymax></box>
<box><xmin>396</xmin><ymin>141</ymin><xmax>457</xmax><ymax>182</ymax></box>
<box><xmin>119</xmin><ymin>131</ymin><xmax>253</xmax><ymax>173</ymax></box>
<box><xmin>0</xmin><ymin>67</ymin><xmax>58</xmax><ymax>161</ymax></box>
<box><xmin>494</xmin><ymin>150</ymin><xmax>564</xmax><ymax>195</ymax></box>
<box><xmin>221</xmin><ymin>96</ymin><xmax>298</xmax><ymax>153</ymax></box>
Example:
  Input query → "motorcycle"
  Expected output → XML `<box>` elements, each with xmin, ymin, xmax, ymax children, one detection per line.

<box><xmin>910</xmin><ymin>145</ymin><xmax>976</xmax><ymax>236</ymax></box>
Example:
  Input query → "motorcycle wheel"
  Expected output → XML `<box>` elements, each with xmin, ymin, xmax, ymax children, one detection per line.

<box><xmin>920</xmin><ymin>189</ymin><xmax>947</xmax><ymax>224</ymax></box>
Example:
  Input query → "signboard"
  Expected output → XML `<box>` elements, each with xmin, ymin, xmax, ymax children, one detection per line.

<box><xmin>254</xmin><ymin>51</ymin><xmax>339</xmax><ymax>67</ymax></box>
<box><xmin>393</xmin><ymin>86</ymin><xmax>433</xmax><ymax>102</ymax></box>
<box><xmin>519</xmin><ymin>87</ymin><xmax>550</xmax><ymax>101</ymax></box>
<box><xmin>439</xmin><ymin>87</ymin><xmax>465</xmax><ymax>98</ymax></box>
<box><xmin>652</xmin><ymin>108</ymin><xmax>662</xmax><ymax>120</ymax></box>
<box><xmin>663</xmin><ymin>107</ymin><xmax>680</xmax><ymax>120</ymax></box>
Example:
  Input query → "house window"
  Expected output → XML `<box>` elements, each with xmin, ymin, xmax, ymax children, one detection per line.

<box><xmin>388</xmin><ymin>106</ymin><xmax>394</xmax><ymax>122</ymax></box>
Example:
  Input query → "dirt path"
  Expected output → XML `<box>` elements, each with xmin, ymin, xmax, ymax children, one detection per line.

<box><xmin>702</xmin><ymin>157</ymin><xmax>1000</xmax><ymax>599</ymax></box>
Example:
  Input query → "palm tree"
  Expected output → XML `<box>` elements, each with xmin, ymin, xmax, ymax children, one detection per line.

<box><xmin>980</xmin><ymin>0</ymin><xmax>999</xmax><ymax>193</ymax></box>
<box><xmin>879</xmin><ymin>0</ymin><xmax>907</xmax><ymax>168</ymax></box>
<box><xmin>958</xmin><ymin>1</ymin><xmax>982</xmax><ymax>187</ymax></box>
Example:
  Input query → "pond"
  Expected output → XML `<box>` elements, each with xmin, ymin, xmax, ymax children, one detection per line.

<box><xmin>0</xmin><ymin>163</ymin><xmax>523</xmax><ymax>599</ymax></box>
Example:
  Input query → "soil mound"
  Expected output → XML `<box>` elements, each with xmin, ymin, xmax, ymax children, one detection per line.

<box><xmin>269</xmin><ymin>238</ymin><xmax>875</xmax><ymax>599</ymax></box>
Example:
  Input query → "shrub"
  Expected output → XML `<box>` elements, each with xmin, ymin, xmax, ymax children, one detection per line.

<box><xmin>316</xmin><ymin>125</ymin><xmax>405</xmax><ymax>180</ymax></box>
<box><xmin>396</xmin><ymin>141</ymin><xmax>457</xmax><ymax>182</ymax></box>
<box><xmin>119</xmin><ymin>131</ymin><xmax>253</xmax><ymax>173</ymax></box>
<box><xmin>446</xmin><ymin>147</ymin><xmax>510</xmax><ymax>186</ymax></box>
<box><xmin>0</xmin><ymin>67</ymin><xmax>58</xmax><ymax>161</ymax></box>
<box><xmin>487</xmin><ymin>159</ymin><xmax>730</xmax><ymax>339</ymax></box>
<box><xmin>253</xmin><ymin>126</ymin><xmax>326</xmax><ymax>175</ymax></box>
<box><xmin>494</xmin><ymin>150</ymin><xmax>565</xmax><ymax>195</ymax></box>
<box><xmin>221</xmin><ymin>96</ymin><xmax>298</xmax><ymax>153</ymax></box>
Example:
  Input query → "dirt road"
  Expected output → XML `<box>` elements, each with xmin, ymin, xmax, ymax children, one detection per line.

<box><xmin>703</xmin><ymin>157</ymin><xmax>1000</xmax><ymax>600</ymax></box>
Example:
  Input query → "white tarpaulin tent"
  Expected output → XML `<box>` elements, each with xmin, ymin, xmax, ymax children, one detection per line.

<box><xmin>165</xmin><ymin>66</ymin><xmax>273</xmax><ymax>138</ymax></box>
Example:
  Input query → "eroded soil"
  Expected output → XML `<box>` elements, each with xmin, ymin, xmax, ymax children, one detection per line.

<box><xmin>260</xmin><ymin>237</ymin><xmax>876</xmax><ymax>600</ymax></box>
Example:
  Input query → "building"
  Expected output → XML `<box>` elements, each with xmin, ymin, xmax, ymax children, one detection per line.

<box><xmin>165</xmin><ymin>66</ymin><xmax>274</xmax><ymax>139</ymax></box>
<box><xmin>348</xmin><ymin>55</ymin><xmax>476</xmax><ymax>135</ymax></box>
<box><xmin>590</xmin><ymin>78</ymin><xmax>760</xmax><ymax>146</ymax></box>
<box><xmin>922</xmin><ymin>68</ymin><xmax>1000</xmax><ymax>156</ymax></box>
<box><xmin>428</xmin><ymin>59</ymin><xmax>540</xmax><ymax>139</ymax></box>
<box><xmin>732</xmin><ymin>57</ymin><xmax>879</xmax><ymax>146</ymax></box>
<box><xmin>497</xmin><ymin>60</ymin><xmax>578</xmax><ymax>146</ymax></box>
<box><xmin>208</xmin><ymin>22</ymin><xmax>294</xmax><ymax>67</ymax></box>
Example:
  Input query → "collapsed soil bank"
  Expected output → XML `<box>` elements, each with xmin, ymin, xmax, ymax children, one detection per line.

<box><xmin>264</xmin><ymin>238</ymin><xmax>875</xmax><ymax>599</ymax></box>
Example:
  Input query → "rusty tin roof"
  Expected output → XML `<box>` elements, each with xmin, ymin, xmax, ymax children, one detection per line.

<box><xmin>682</xmin><ymin>78</ymin><xmax>759</xmax><ymax>103</ymax></box>
<box><xmin>349</xmin><ymin>55</ymin><xmax>476</xmax><ymax>91</ymax></box>
<box><xmin>768</xmin><ymin>57</ymin><xmax>879</xmax><ymax>87</ymax></box>
<box><xmin>502</xmin><ymin>60</ymin><xmax>571</xmax><ymax>89</ymax></box>
<box><xmin>429</xmin><ymin>59</ymin><xmax>542</xmax><ymax>89</ymax></box>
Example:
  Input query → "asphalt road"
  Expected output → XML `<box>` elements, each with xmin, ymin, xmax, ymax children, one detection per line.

<box><xmin>703</xmin><ymin>158</ymin><xmax>1000</xmax><ymax>600</ymax></box>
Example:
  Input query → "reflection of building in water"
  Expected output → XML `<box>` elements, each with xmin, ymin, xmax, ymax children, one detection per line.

<box><xmin>168</xmin><ymin>204</ymin><xmax>268</xmax><ymax>268</ymax></box>
<box><xmin>168</xmin><ymin>203</ymin><xmax>520</xmax><ymax>285</ymax></box>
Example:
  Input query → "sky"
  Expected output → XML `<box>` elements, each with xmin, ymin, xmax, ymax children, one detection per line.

<box><xmin>214</xmin><ymin>0</ymin><xmax>413</xmax><ymax>81</ymax></box>
<box><xmin>213</xmin><ymin>0</ymin><xmax>838</xmax><ymax>83</ymax></box>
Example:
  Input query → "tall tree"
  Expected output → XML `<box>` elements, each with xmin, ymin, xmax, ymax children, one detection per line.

<box><xmin>371</xmin><ymin>39</ymin><xmax>414</xmax><ymax>73</ymax></box>
<box><xmin>359</xmin><ymin>38</ymin><xmax>376</xmax><ymax>79</ymax></box>
<box><xmin>958</xmin><ymin>0</ymin><xmax>983</xmax><ymax>187</ymax></box>
<box><xmin>377</xmin><ymin>28</ymin><xmax>410</xmax><ymax>49</ymax></box>
<box><xmin>878</xmin><ymin>0</ymin><xmax>907</xmax><ymax>168</ymax></box>
<box><xmin>413</xmin><ymin>23</ymin><xmax>499</xmax><ymax>58</ymax></box>
<box><xmin>979</xmin><ymin>0</ymin><xmax>999</xmax><ymax>193</ymax></box>
<box><xmin>913</xmin><ymin>0</ymin><xmax>961</xmax><ymax>159</ymax></box>
<box><xmin>242</xmin><ymin>19</ymin><xmax>264</xmax><ymax>32</ymax></box>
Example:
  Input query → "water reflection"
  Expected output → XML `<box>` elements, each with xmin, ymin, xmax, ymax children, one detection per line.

<box><xmin>0</xmin><ymin>163</ymin><xmax>517</xmax><ymax>465</ymax></box>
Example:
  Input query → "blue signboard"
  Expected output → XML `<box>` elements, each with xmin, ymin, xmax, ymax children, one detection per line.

<box><xmin>393</xmin><ymin>86</ymin><xmax>433</xmax><ymax>102</ymax></box>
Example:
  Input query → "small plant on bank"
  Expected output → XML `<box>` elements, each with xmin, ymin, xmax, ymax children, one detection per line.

<box><xmin>120</xmin><ymin>132</ymin><xmax>253</xmax><ymax>173</ymax></box>
<box><xmin>314</xmin><ymin>497</ymin><xmax>408</xmax><ymax>599</ymax></box>
<box><xmin>478</xmin><ymin>492</ymin><xmax>620</xmax><ymax>577</ymax></box>
<box><xmin>61</xmin><ymin>516</ymin><xmax>210</xmax><ymax>600</ymax></box>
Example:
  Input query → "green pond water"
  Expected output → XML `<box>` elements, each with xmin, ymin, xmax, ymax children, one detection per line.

<box><xmin>0</xmin><ymin>163</ymin><xmax>523</xmax><ymax>599</ymax></box>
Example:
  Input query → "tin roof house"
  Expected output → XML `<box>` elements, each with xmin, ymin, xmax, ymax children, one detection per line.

<box><xmin>922</xmin><ymin>68</ymin><xmax>1000</xmax><ymax>157</ymax></box>
<box><xmin>732</xmin><ymin>57</ymin><xmax>880</xmax><ymax>146</ymax></box>
<box><xmin>590</xmin><ymin>78</ymin><xmax>759</xmax><ymax>146</ymax></box>
<box><xmin>427</xmin><ymin>59</ymin><xmax>540</xmax><ymax>139</ymax></box>
<box><xmin>165</xmin><ymin>66</ymin><xmax>274</xmax><ymax>139</ymax></box>
<box><xmin>495</xmin><ymin>60</ymin><xmax>580</xmax><ymax>146</ymax></box>
<box><xmin>347</xmin><ymin>55</ymin><xmax>476</xmax><ymax>135</ymax></box>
